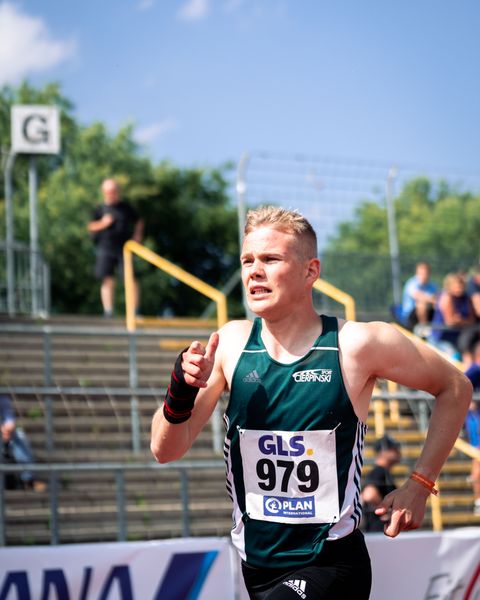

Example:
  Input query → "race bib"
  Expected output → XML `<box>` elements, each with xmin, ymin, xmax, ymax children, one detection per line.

<box><xmin>239</xmin><ymin>429</ymin><xmax>340</xmax><ymax>524</ymax></box>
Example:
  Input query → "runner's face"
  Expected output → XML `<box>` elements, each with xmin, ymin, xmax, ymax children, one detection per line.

<box><xmin>241</xmin><ymin>226</ymin><xmax>316</xmax><ymax>318</ymax></box>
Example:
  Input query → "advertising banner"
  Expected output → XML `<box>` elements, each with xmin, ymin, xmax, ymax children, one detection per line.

<box><xmin>0</xmin><ymin>537</ymin><xmax>234</xmax><ymax>600</ymax></box>
<box><xmin>367</xmin><ymin>528</ymin><xmax>480</xmax><ymax>600</ymax></box>
<box><xmin>1</xmin><ymin>529</ymin><xmax>478</xmax><ymax>599</ymax></box>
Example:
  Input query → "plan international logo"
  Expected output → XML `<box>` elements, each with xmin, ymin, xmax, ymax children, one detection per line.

<box><xmin>292</xmin><ymin>369</ymin><xmax>332</xmax><ymax>383</ymax></box>
<box><xmin>264</xmin><ymin>495</ymin><xmax>315</xmax><ymax>518</ymax></box>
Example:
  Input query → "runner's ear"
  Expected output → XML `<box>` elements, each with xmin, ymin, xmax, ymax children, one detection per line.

<box><xmin>305</xmin><ymin>258</ymin><xmax>320</xmax><ymax>283</ymax></box>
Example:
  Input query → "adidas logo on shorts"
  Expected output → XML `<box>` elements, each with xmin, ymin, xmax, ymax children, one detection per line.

<box><xmin>242</xmin><ymin>369</ymin><xmax>262</xmax><ymax>383</ymax></box>
<box><xmin>282</xmin><ymin>579</ymin><xmax>307</xmax><ymax>598</ymax></box>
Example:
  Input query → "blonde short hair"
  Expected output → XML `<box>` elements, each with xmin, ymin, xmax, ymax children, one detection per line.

<box><xmin>244</xmin><ymin>206</ymin><xmax>317</xmax><ymax>259</ymax></box>
<box><xmin>443</xmin><ymin>272</ymin><xmax>465</xmax><ymax>292</ymax></box>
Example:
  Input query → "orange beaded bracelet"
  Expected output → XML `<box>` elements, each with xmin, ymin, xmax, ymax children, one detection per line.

<box><xmin>410</xmin><ymin>471</ymin><xmax>439</xmax><ymax>496</ymax></box>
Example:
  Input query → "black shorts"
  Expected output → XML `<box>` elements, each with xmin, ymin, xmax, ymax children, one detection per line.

<box><xmin>241</xmin><ymin>529</ymin><xmax>372</xmax><ymax>600</ymax></box>
<box><xmin>94</xmin><ymin>250</ymin><xmax>124</xmax><ymax>280</ymax></box>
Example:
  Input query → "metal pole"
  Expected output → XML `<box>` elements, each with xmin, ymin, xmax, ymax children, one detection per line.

<box><xmin>419</xmin><ymin>400</ymin><xmax>429</xmax><ymax>433</ymax></box>
<box><xmin>49</xmin><ymin>471</ymin><xmax>59</xmax><ymax>544</ymax></box>
<box><xmin>128</xmin><ymin>333</ymin><xmax>141</xmax><ymax>454</ymax></box>
<box><xmin>386</xmin><ymin>166</ymin><xmax>402</xmax><ymax>306</ymax></box>
<box><xmin>115</xmin><ymin>469</ymin><xmax>127</xmax><ymax>541</ymax></box>
<box><xmin>180</xmin><ymin>469</ymin><xmax>191</xmax><ymax>537</ymax></box>
<box><xmin>4</xmin><ymin>151</ymin><xmax>16</xmax><ymax>316</ymax></box>
<box><xmin>43</xmin><ymin>328</ymin><xmax>54</xmax><ymax>454</ymax></box>
<box><xmin>43</xmin><ymin>262</ymin><xmax>51</xmax><ymax>317</ymax></box>
<box><xmin>236</xmin><ymin>152</ymin><xmax>249</xmax><ymax>250</ymax></box>
<box><xmin>29</xmin><ymin>155</ymin><xmax>39</xmax><ymax>316</ymax></box>
<box><xmin>236</xmin><ymin>152</ymin><xmax>254</xmax><ymax>319</ymax></box>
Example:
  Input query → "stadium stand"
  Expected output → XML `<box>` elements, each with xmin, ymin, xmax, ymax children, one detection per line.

<box><xmin>0</xmin><ymin>314</ymin><xmax>477</xmax><ymax>545</ymax></box>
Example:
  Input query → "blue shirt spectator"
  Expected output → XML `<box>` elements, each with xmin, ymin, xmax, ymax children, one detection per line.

<box><xmin>1</xmin><ymin>395</ymin><xmax>45</xmax><ymax>491</ymax></box>
<box><xmin>467</xmin><ymin>266</ymin><xmax>480</xmax><ymax>319</ymax></box>
<box><xmin>465</xmin><ymin>363</ymin><xmax>480</xmax><ymax>391</ymax></box>
<box><xmin>466</xmin><ymin>404</ymin><xmax>480</xmax><ymax>447</ymax></box>
<box><xmin>401</xmin><ymin>262</ymin><xmax>438</xmax><ymax>329</ymax></box>
<box><xmin>464</xmin><ymin>342</ymin><xmax>480</xmax><ymax>515</ymax></box>
<box><xmin>0</xmin><ymin>395</ymin><xmax>15</xmax><ymax>426</ymax></box>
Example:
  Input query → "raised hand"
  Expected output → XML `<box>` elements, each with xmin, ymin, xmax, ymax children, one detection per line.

<box><xmin>181</xmin><ymin>332</ymin><xmax>219</xmax><ymax>388</ymax></box>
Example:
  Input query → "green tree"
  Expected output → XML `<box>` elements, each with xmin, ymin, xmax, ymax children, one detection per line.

<box><xmin>322</xmin><ymin>177</ymin><xmax>480</xmax><ymax>315</ymax></box>
<box><xmin>0</xmin><ymin>82</ymin><xmax>239</xmax><ymax>316</ymax></box>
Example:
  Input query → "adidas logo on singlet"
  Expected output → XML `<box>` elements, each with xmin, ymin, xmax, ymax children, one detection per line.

<box><xmin>242</xmin><ymin>369</ymin><xmax>262</xmax><ymax>383</ymax></box>
<box><xmin>283</xmin><ymin>579</ymin><xmax>307</xmax><ymax>598</ymax></box>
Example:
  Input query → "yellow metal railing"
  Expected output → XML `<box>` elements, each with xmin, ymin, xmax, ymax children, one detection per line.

<box><xmin>123</xmin><ymin>241</ymin><xmax>228</xmax><ymax>332</ymax></box>
<box><xmin>429</xmin><ymin>440</ymin><xmax>480</xmax><ymax>531</ymax></box>
<box><xmin>313</xmin><ymin>279</ymin><xmax>356</xmax><ymax>321</ymax></box>
<box><xmin>454</xmin><ymin>437</ymin><xmax>480</xmax><ymax>461</ymax></box>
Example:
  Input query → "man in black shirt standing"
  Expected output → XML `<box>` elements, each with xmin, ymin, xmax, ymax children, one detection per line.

<box><xmin>361</xmin><ymin>435</ymin><xmax>402</xmax><ymax>532</ymax></box>
<box><xmin>88</xmin><ymin>179</ymin><xmax>144</xmax><ymax>317</ymax></box>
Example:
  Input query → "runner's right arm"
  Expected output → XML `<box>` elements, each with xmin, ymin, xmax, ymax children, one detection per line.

<box><xmin>150</xmin><ymin>332</ymin><xmax>226</xmax><ymax>463</ymax></box>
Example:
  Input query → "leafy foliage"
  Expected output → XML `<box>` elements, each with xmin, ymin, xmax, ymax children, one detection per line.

<box><xmin>323</xmin><ymin>177</ymin><xmax>480</xmax><ymax>315</ymax></box>
<box><xmin>0</xmin><ymin>82</ymin><xmax>240</xmax><ymax>316</ymax></box>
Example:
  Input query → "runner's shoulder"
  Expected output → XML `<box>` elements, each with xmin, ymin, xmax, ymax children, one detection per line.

<box><xmin>218</xmin><ymin>319</ymin><xmax>253</xmax><ymax>347</ymax></box>
<box><xmin>216</xmin><ymin>320</ymin><xmax>253</xmax><ymax>375</ymax></box>
<box><xmin>338</xmin><ymin>319</ymin><xmax>396</xmax><ymax>357</ymax></box>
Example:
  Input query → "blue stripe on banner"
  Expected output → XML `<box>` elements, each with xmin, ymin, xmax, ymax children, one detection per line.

<box><xmin>153</xmin><ymin>551</ymin><xmax>218</xmax><ymax>600</ymax></box>
<box><xmin>187</xmin><ymin>551</ymin><xmax>218</xmax><ymax>600</ymax></box>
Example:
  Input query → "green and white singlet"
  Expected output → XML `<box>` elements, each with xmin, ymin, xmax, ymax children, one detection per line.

<box><xmin>223</xmin><ymin>315</ymin><xmax>367</xmax><ymax>569</ymax></box>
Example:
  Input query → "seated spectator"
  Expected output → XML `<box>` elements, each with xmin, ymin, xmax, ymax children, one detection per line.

<box><xmin>465</xmin><ymin>341</ymin><xmax>480</xmax><ymax>392</ymax></box>
<box><xmin>429</xmin><ymin>272</ymin><xmax>476</xmax><ymax>360</ymax></box>
<box><xmin>467</xmin><ymin>265</ymin><xmax>480</xmax><ymax>319</ymax></box>
<box><xmin>458</xmin><ymin>325</ymin><xmax>480</xmax><ymax>368</ymax></box>
<box><xmin>361</xmin><ymin>435</ymin><xmax>401</xmax><ymax>532</ymax></box>
<box><xmin>464</xmin><ymin>344</ymin><xmax>480</xmax><ymax>515</ymax></box>
<box><xmin>0</xmin><ymin>395</ymin><xmax>45</xmax><ymax>491</ymax></box>
<box><xmin>400</xmin><ymin>262</ymin><xmax>438</xmax><ymax>333</ymax></box>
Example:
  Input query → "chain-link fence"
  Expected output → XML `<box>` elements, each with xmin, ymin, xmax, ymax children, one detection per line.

<box><xmin>0</xmin><ymin>241</ymin><xmax>50</xmax><ymax>317</ymax></box>
<box><xmin>237</xmin><ymin>151</ymin><xmax>480</xmax><ymax>319</ymax></box>
<box><xmin>317</xmin><ymin>252</ymin><xmax>478</xmax><ymax>320</ymax></box>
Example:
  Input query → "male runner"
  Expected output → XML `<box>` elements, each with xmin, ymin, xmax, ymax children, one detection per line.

<box><xmin>151</xmin><ymin>206</ymin><xmax>472</xmax><ymax>599</ymax></box>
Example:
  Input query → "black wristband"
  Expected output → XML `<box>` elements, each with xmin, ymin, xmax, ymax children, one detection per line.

<box><xmin>163</xmin><ymin>348</ymin><xmax>200</xmax><ymax>424</ymax></box>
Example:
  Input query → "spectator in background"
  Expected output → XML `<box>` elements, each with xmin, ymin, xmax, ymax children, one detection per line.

<box><xmin>0</xmin><ymin>395</ymin><xmax>45</xmax><ymax>491</ymax></box>
<box><xmin>465</xmin><ymin>342</ymin><xmax>480</xmax><ymax>390</ymax></box>
<box><xmin>464</xmin><ymin>342</ymin><xmax>480</xmax><ymax>516</ymax></box>
<box><xmin>467</xmin><ymin>265</ymin><xmax>480</xmax><ymax>319</ymax></box>
<box><xmin>400</xmin><ymin>262</ymin><xmax>438</xmax><ymax>334</ymax></box>
<box><xmin>88</xmin><ymin>179</ymin><xmax>144</xmax><ymax>317</ymax></box>
<box><xmin>429</xmin><ymin>272</ymin><xmax>476</xmax><ymax>361</ymax></box>
<box><xmin>361</xmin><ymin>435</ymin><xmax>402</xmax><ymax>532</ymax></box>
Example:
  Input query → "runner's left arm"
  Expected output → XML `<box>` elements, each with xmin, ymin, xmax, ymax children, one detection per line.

<box><xmin>358</xmin><ymin>322</ymin><xmax>472</xmax><ymax>537</ymax></box>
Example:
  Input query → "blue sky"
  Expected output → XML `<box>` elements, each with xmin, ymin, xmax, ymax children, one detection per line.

<box><xmin>1</xmin><ymin>0</ymin><xmax>480</xmax><ymax>173</ymax></box>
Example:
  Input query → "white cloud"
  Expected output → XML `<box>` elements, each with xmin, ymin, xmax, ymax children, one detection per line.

<box><xmin>177</xmin><ymin>0</ymin><xmax>210</xmax><ymax>21</ymax></box>
<box><xmin>137</xmin><ymin>0</ymin><xmax>156</xmax><ymax>11</ymax></box>
<box><xmin>135</xmin><ymin>119</ymin><xmax>179</xmax><ymax>144</ymax></box>
<box><xmin>0</xmin><ymin>2</ymin><xmax>76</xmax><ymax>86</ymax></box>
